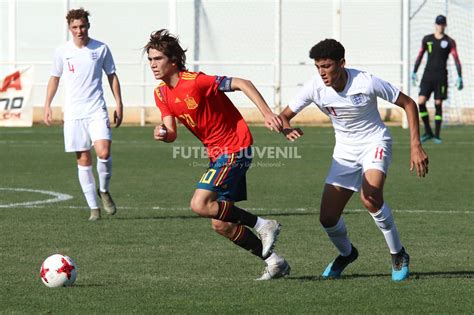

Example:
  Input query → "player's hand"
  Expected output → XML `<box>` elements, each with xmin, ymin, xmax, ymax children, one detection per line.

<box><xmin>456</xmin><ymin>77</ymin><xmax>463</xmax><ymax>90</ymax></box>
<box><xmin>410</xmin><ymin>144</ymin><xmax>429</xmax><ymax>177</ymax></box>
<box><xmin>114</xmin><ymin>108</ymin><xmax>123</xmax><ymax>128</ymax></box>
<box><xmin>411</xmin><ymin>72</ymin><xmax>417</xmax><ymax>87</ymax></box>
<box><xmin>282</xmin><ymin>127</ymin><xmax>303</xmax><ymax>142</ymax></box>
<box><xmin>43</xmin><ymin>107</ymin><xmax>52</xmax><ymax>126</ymax></box>
<box><xmin>264</xmin><ymin>113</ymin><xmax>283</xmax><ymax>133</ymax></box>
<box><xmin>154</xmin><ymin>124</ymin><xmax>168</xmax><ymax>141</ymax></box>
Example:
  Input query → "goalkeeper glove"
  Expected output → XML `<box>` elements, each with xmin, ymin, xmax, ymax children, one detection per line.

<box><xmin>411</xmin><ymin>72</ymin><xmax>417</xmax><ymax>87</ymax></box>
<box><xmin>456</xmin><ymin>77</ymin><xmax>463</xmax><ymax>90</ymax></box>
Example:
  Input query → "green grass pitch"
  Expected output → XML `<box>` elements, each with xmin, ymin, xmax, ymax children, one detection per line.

<box><xmin>0</xmin><ymin>125</ymin><xmax>473</xmax><ymax>313</ymax></box>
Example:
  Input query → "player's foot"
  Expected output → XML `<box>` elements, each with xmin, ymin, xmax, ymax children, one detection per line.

<box><xmin>88</xmin><ymin>208</ymin><xmax>101</xmax><ymax>221</ymax></box>
<box><xmin>255</xmin><ymin>259</ymin><xmax>291</xmax><ymax>281</ymax></box>
<box><xmin>420</xmin><ymin>133</ymin><xmax>434</xmax><ymax>143</ymax></box>
<box><xmin>322</xmin><ymin>244</ymin><xmax>358</xmax><ymax>279</ymax></box>
<box><xmin>392</xmin><ymin>247</ymin><xmax>410</xmax><ymax>281</ymax></box>
<box><xmin>98</xmin><ymin>189</ymin><xmax>117</xmax><ymax>215</ymax></box>
<box><xmin>257</xmin><ymin>220</ymin><xmax>281</xmax><ymax>258</ymax></box>
<box><xmin>433</xmin><ymin>137</ymin><xmax>443</xmax><ymax>144</ymax></box>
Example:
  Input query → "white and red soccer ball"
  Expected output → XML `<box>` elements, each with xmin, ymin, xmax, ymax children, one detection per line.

<box><xmin>40</xmin><ymin>254</ymin><xmax>77</xmax><ymax>288</ymax></box>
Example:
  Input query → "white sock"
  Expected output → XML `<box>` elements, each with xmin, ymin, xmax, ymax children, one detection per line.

<box><xmin>265</xmin><ymin>252</ymin><xmax>282</xmax><ymax>265</ymax></box>
<box><xmin>323</xmin><ymin>217</ymin><xmax>352</xmax><ymax>257</ymax></box>
<box><xmin>97</xmin><ymin>157</ymin><xmax>112</xmax><ymax>193</ymax></box>
<box><xmin>77</xmin><ymin>165</ymin><xmax>99</xmax><ymax>209</ymax></box>
<box><xmin>370</xmin><ymin>203</ymin><xmax>403</xmax><ymax>254</ymax></box>
<box><xmin>254</xmin><ymin>217</ymin><xmax>268</xmax><ymax>231</ymax></box>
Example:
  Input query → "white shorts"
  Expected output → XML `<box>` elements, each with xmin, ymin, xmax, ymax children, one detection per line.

<box><xmin>325</xmin><ymin>140</ymin><xmax>392</xmax><ymax>192</ymax></box>
<box><xmin>63</xmin><ymin>116</ymin><xmax>112</xmax><ymax>152</ymax></box>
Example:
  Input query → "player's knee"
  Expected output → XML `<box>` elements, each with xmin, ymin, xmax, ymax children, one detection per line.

<box><xmin>360</xmin><ymin>193</ymin><xmax>383</xmax><ymax>212</ymax></box>
<box><xmin>319</xmin><ymin>210</ymin><xmax>339</xmax><ymax>228</ymax></box>
<box><xmin>96</xmin><ymin>151</ymin><xmax>111</xmax><ymax>160</ymax></box>
<box><xmin>211</xmin><ymin>220</ymin><xmax>234</xmax><ymax>237</ymax></box>
<box><xmin>189</xmin><ymin>196</ymin><xmax>209</xmax><ymax>216</ymax></box>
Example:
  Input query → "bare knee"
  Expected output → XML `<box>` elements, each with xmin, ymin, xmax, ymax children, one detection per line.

<box><xmin>360</xmin><ymin>191</ymin><xmax>383</xmax><ymax>212</ymax></box>
<box><xmin>211</xmin><ymin>220</ymin><xmax>236</xmax><ymax>238</ymax></box>
<box><xmin>96</xmin><ymin>152</ymin><xmax>111</xmax><ymax>160</ymax></box>
<box><xmin>190</xmin><ymin>196</ymin><xmax>212</xmax><ymax>217</ymax></box>
<box><xmin>76</xmin><ymin>151</ymin><xmax>92</xmax><ymax>166</ymax></box>
<box><xmin>319</xmin><ymin>209</ymin><xmax>340</xmax><ymax>228</ymax></box>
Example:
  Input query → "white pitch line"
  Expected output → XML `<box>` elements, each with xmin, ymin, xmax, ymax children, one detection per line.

<box><xmin>8</xmin><ymin>204</ymin><xmax>473</xmax><ymax>214</ymax></box>
<box><xmin>0</xmin><ymin>188</ymin><xmax>73</xmax><ymax>208</ymax></box>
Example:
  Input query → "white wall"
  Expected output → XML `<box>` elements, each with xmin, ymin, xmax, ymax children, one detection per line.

<box><xmin>1</xmin><ymin>0</ymin><xmax>471</xmax><ymax>111</ymax></box>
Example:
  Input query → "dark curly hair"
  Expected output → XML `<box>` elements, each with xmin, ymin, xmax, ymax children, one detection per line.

<box><xmin>66</xmin><ymin>8</ymin><xmax>90</xmax><ymax>25</ymax></box>
<box><xmin>144</xmin><ymin>29</ymin><xmax>187</xmax><ymax>71</ymax></box>
<box><xmin>309</xmin><ymin>39</ymin><xmax>345</xmax><ymax>62</ymax></box>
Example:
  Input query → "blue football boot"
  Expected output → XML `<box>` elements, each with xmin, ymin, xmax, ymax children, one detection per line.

<box><xmin>322</xmin><ymin>245</ymin><xmax>358</xmax><ymax>279</ymax></box>
<box><xmin>392</xmin><ymin>247</ymin><xmax>410</xmax><ymax>281</ymax></box>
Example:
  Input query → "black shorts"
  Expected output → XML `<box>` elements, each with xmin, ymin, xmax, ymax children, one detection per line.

<box><xmin>419</xmin><ymin>75</ymin><xmax>448</xmax><ymax>100</ymax></box>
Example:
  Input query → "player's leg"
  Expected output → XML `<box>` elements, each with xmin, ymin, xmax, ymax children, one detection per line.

<box><xmin>434</xmin><ymin>101</ymin><xmax>443</xmax><ymax>143</ymax></box>
<box><xmin>417</xmin><ymin>92</ymin><xmax>434</xmax><ymax>142</ymax></box>
<box><xmin>211</xmin><ymin>220</ymin><xmax>290</xmax><ymax>280</ymax></box>
<box><xmin>361</xmin><ymin>143</ymin><xmax>409</xmax><ymax>281</ymax></box>
<box><xmin>418</xmin><ymin>98</ymin><xmax>434</xmax><ymax>142</ymax></box>
<box><xmin>90</xmin><ymin>117</ymin><xmax>116</xmax><ymax>215</ymax></box>
<box><xmin>320</xmin><ymin>151</ymin><xmax>362</xmax><ymax>278</ymax></box>
<box><xmin>433</xmin><ymin>78</ymin><xmax>447</xmax><ymax>144</ymax></box>
<box><xmin>64</xmin><ymin>119</ymin><xmax>100</xmax><ymax>220</ymax></box>
<box><xmin>190</xmin><ymin>148</ymin><xmax>281</xmax><ymax>257</ymax></box>
<box><xmin>191</xmin><ymin>190</ymin><xmax>280</xmax><ymax>257</ymax></box>
<box><xmin>320</xmin><ymin>183</ymin><xmax>358</xmax><ymax>278</ymax></box>
<box><xmin>76</xmin><ymin>150</ymin><xmax>101</xmax><ymax>221</ymax></box>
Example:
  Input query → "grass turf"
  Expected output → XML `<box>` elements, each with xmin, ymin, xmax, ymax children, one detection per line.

<box><xmin>0</xmin><ymin>125</ymin><xmax>473</xmax><ymax>313</ymax></box>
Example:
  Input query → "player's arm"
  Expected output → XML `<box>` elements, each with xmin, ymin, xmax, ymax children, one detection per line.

<box><xmin>413</xmin><ymin>39</ymin><xmax>426</xmax><ymax>74</ymax></box>
<box><xmin>154</xmin><ymin>115</ymin><xmax>177</xmax><ymax>143</ymax></box>
<box><xmin>279</xmin><ymin>106</ymin><xmax>303</xmax><ymax>142</ymax></box>
<box><xmin>393</xmin><ymin>92</ymin><xmax>429</xmax><ymax>177</ymax></box>
<box><xmin>43</xmin><ymin>76</ymin><xmax>60</xmax><ymax>126</ymax></box>
<box><xmin>450</xmin><ymin>39</ymin><xmax>463</xmax><ymax>90</ymax></box>
<box><xmin>107</xmin><ymin>73</ymin><xmax>124</xmax><ymax>127</ymax></box>
<box><xmin>412</xmin><ymin>39</ymin><xmax>426</xmax><ymax>85</ymax></box>
<box><xmin>230</xmin><ymin>78</ymin><xmax>282</xmax><ymax>132</ymax></box>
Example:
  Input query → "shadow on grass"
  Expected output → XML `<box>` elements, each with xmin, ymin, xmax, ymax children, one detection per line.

<box><xmin>73</xmin><ymin>283</ymin><xmax>107</xmax><ymax>287</ymax></box>
<box><xmin>114</xmin><ymin>211</ymin><xmax>317</xmax><ymax>221</ymax></box>
<box><xmin>287</xmin><ymin>271</ymin><xmax>474</xmax><ymax>281</ymax></box>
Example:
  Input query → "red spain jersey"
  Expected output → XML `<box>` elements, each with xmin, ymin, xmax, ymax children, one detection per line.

<box><xmin>154</xmin><ymin>71</ymin><xmax>253</xmax><ymax>161</ymax></box>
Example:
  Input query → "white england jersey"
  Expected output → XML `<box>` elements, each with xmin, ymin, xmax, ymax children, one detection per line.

<box><xmin>289</xmin><ymin>68</ymin><xmax>400</xmax><ymax>144</ymax></box>
<box><xmin>51</xmin><ymin>38</ymin><xmax>116</xmax><ymax>121</ymax></box>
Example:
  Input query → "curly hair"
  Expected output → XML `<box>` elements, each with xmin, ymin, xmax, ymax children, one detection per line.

<box><xmin>144</xmin><ymin>29</ymin><xmax>187</xmax><ymax>71</ymax></box>
<box><xmin>66</xmin><ymin>8</ymin><xmax>90</xmax><ymax>25</ymax></box>
<box><xmin>309</xmin><ymin>39</ymin><xmax>345</xmax><ymax>62</ymax></box>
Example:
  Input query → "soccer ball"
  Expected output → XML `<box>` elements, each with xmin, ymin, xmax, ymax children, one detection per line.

<box><xmin>40</xmin><ymin>254</ymin><xmax>77</xmax><ymax>288</ymax></box>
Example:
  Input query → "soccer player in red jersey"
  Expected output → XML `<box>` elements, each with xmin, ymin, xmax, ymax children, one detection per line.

<box><xmin>145</xmin><ymin>29</ymin><xmax>290</xmax><ymax>280</ymax></box>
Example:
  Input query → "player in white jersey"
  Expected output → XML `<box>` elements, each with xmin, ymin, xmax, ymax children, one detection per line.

<box><xmin>43</xmin><ymin>8</ymin><xmax>123</xmax><ymax>221</ymax></box>
<box><xmin>279</xmin><ymin>39</ymin><xmax>429</xmax><ymax>281</ymax></box>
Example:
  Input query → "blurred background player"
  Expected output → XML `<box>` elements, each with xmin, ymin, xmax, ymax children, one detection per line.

<box><xmin>412</xmin><ymin>14</ymin><xmax>463</xmax><ymax>144</ymax></box>
<box><xmin>279</xmin><ymin>39</ymin><xmax>429</xmax><ymax>281</ymax></box>
<box><xmin>146</xmin><ymin>29</ymin><xmax>290</xmax><ymax>280</ymax></box>
<box><xmin>43</xmin><ymin>8</ymin><xmax>123</xmax><ymax>221</ymax></box>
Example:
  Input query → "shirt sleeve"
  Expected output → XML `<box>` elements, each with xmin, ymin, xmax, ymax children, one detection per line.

<box><xmin>196</xmin><ymin>73</ymin><xmax>225</xmax><ymax>96</ymax></box>
<box><xmin>50</xmin><ymin>47</ymin><xmax>63</xmax><ymax>77</ymax></box>
<box><xmin>288</xmin><ymin>79</ymin><xmax>317</xmax><ymax>113</ymax></box>
<box><xmin>102</xmin><ymin>44</ymin><xmax>116</xmax><ymax>75</ymax></box>
<box><xmin>154</xmin><ymin>87</ymin><xmax>173</xmax><ymax>119</ymax></box>
<box><xmin>371</xmin><ymin>75</ymin><xmax>400</xmax><ymax>103</ymax></box>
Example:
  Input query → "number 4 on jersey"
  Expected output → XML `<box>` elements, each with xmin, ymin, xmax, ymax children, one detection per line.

<box><xmin>68</xmin><ymin>62</ymin><xmax>75</xmax><ymax>73</ymax></box>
